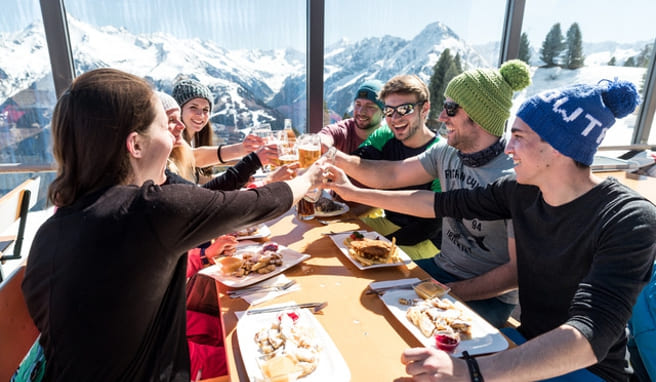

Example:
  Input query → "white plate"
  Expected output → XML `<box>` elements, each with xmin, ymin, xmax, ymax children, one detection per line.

<box><xmin>236</xmin><ymin>307</ymin><xmax>351</xmax><ymax>382</ymax></box>
<box><xmin>380</xmin><ymin>289</ymin><xmax>508</xmax><ymax>357</ymax></box>
<box><xmin>199</xmin><ymin>243</ymin><xmax>310</xmax><ymax>288</ymax></box>
<box><xmin>328</xmin><ymin>230</ymin><xmax>413</xmax><ymax>270</ymax></box>
<box><xmin>314</xmin><ymin>200</ymin><xmax>349</xmax><ymax>217</ymax></box>
<box><xmin>232</xmin><ymin>224</ymin><xmax>272</xmax><ymax>240</ymax></box>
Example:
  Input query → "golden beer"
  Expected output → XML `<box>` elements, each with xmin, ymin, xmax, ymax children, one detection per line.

<box><xmin>298</xmin><ymin>145</ymin><xmax>320</xmax><ymax>168</ymax></box>
<box><xmin>278</xmin><ymin>154</ymin><xmax>298</xmax><ymax>166</ymax></box>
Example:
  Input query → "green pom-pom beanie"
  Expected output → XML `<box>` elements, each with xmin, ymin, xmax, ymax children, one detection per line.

<box><xmin>445</xmin><ymin>59</ymin><xmax>531</xmax><ymax>137</ymax></box>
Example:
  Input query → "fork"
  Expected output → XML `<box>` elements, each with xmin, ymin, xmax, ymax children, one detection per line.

<box><xmin>246</xmin><ymin>301</ymin><xmax>328</xmax><ymax>315</ymax></box>
<box><xmin>227</xmin><ymin>280</ymin><xmax>296</xmax><ymax>298</ymax></box>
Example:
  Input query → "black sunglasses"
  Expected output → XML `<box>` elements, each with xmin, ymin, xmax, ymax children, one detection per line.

<box><xmin>383</xmin><ymin>102</ymin><xmax>424</xmax><ymax>118</ymax></box>
<box><xmin>443</xmin><ymin>101</ymin><xmax>460</xmax><ymax>117</ymax></box>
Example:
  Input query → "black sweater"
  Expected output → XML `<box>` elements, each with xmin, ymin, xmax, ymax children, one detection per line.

<box><xmin>22</xmin><ymin>180</ymin><xmax>292</xmax><ymax>381</ymax></box>
<box><xmin>433</xmin><ymin>176</ymin><xmax>656</xmax><ymax>381</ymax></box>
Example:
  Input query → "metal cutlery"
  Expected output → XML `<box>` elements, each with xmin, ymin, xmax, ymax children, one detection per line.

<box><xmin>321</xmin><ymin>229</ymin><xmax>366</xmax><ymax>236</ymax></box>
<box><xmin>365</xmin><ymin>278</ymin><xmax>431</xmax><ymax>295</ymax></box>
<box><xmin>246</xmin><ymin>301</ymin><xmax>327</xmax><ymax>315</ymax></box>
<box><xmin>227</xmin><ymin>280</ymin><xmax>296</xmax><ymax>298</ymax></box>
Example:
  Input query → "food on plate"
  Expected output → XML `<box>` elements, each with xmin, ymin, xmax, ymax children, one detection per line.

<box><xmin>254</xmin><ymin>311</ymin><xmax>321</xmax><ymax>378</ymax></box>
<box><xmin>217</xmin><ymin>256</ymin><xmax>244</xmax><ymax>274</ymax></box>
<box><xmin>259</xmin><ymin>354</ymin><xmax>299</xmax><ymax>381</ymax></box>
<box><xmin>414</xmin><ymin>280</ymin><xmax>450</xmax><ymax>300</ymax></box>
<box><xmin>344</xmin><ymin>234</ymin><xmax>399</xmax><ymax>266</ymax></box>
<box><xmin>230</xmin><ymin>225</ymin><xmax>261</xmax><ymax>238</ymax></box>
<box><xmin>220</xmin><ymin>243</ymin><xmax>284</xmax><ymax>277</ymax></box>
<box><xmin>342</xmin><ymin>231</ymin><xmax>364</xmax><ymax>247</ymax></box>
<box><xmin>315</xmin><ymin>196</ymin><xmax>343</xmax><ymax>213</ymax></box>
<box><xmin>435</xmin><ymin>331</ymin><xmax>460</xmax><ymax>353</ymax></box>
<box><xmin>405</xmin><ymin>296</ymin><xmax>473</xmax><ymax>339</ymax></box>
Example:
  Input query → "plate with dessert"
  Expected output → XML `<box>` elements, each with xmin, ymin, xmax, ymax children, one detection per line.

<box><xmin>314</xmin><ymin>196</ymin><xmax>349</xmax><ymax>217</ymax></box>
<box><xmin>199</xmin><ymin>242</ymin><xmax>310</xmax><ymax>288</ymax></box>
<box><xmin>380</xmin><ymin>288</ymin><xmax>508</xmax><ymax>357</ymax></box>
<box><xmin>236</xmin><ymin>307</ymin><xmax>350</xmax><ymax>381</ymax></box>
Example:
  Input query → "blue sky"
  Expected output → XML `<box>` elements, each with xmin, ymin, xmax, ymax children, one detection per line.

<box><xmin>1</xmin><ymin>0</ymin><xmax>654</xmax><ymax>50</ymax></box>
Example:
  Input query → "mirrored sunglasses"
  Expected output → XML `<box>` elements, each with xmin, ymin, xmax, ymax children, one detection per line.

<box><xmin>443</xmin><ymin>101</ymin><xmax>460</xmax><ymax>117</ymax></box>
<box><xmin>383</xmin><ymin>102</ymin><xmax>423</xmax><ymax>118</ymax></box>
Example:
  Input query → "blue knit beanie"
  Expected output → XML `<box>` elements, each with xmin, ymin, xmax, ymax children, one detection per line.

<box><xmin>354</xmin><ymin>80</ymin><xmax>384</xmax><ymax>111</ymax></box>
<box><xmin>516</xmin><ymin>79</ymin><xmax>640</xmax><ymax>165</ymax></box>
<box><xmin>172</xmin><ymin>79</ymin><xmax>213</xmax><ymax>113</ymax></box>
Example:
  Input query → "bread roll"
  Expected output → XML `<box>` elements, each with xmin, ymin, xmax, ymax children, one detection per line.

<box><xmin>217</xmin><ymin>256</ymin><xmax>243</xmax><ymax>275</ymax></box>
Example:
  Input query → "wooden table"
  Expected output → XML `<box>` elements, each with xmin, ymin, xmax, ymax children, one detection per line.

<box><xmin>217</xmin><ymin>209</ymin><xmax>437</xmax><ymax>381</ymax></box>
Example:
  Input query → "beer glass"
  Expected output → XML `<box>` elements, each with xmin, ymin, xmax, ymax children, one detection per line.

<box><xmin>296</xmin><ymin>133</ymin><xmax>321</xmax><ymax>169</ymax></box>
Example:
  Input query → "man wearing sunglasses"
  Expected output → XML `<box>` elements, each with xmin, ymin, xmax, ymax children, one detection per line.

<box><xmin>327</xmin><ymin>60</ymin><xmax>531</xmax><ymax>328</ymax></box>
<box><xmin>350</xmin><ymin>74</ymin><xmax>443</xmax><ymax>262</ymax></box>
<box><xmin>320</xmin><ymin>79</ymin><xmax>385</xmax><ymax>154</ymax></box>
<box><xmin>326</xmin><ymin>79</ymin><xmax>652</xmax><ymax>382</ymax></box>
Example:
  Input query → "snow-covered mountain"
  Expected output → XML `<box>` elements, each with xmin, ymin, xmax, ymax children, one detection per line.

<box><xmin>0</xmin><ymin>17</ymin><xmax>648</xmax><ymax>143</ymax></box>
<box><xmin>0</xmin><ymin>18</ymin><xmax>488</xmax><ymax>134</ymax></box>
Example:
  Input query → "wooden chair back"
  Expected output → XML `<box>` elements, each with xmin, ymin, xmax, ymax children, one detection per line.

<box><xmin>0</xmin><ymin>265</ymin><xmax>40</xmax><ymax>381</ymax></box>
<box><xmin>0</xmin><ymin>176</ymin><xmax>40</xmax><ymax>281</ymax></box>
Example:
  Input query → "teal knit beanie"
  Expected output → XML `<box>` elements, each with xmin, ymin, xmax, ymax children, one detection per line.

<box><xmin>355</xmin><ymin>80</ymin><xmax>385</xmax><ymax>111</ymax></box>
<box><xmin>172</xmin><ymin>79</ymin><xmax>213</xmax><ymax>113</ymax></box>
<box><xmin>445</xmin><ymin>59</ymin><xmax>531</xmax><ymax>137</ymax></box>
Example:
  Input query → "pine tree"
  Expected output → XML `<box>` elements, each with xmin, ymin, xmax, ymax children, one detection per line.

<box><xmin>624</xmin><ymin>57</ymin><xmax>636</xmax><ymax>67</ymax></box>
<box><xmin>453</xmin><ymin>53</ymin><xmax>463</xmax><ymax>72</ymax></box>
<box><xmin>429</xmin><ymin>49</ymin><xmax>453</xmax><ymax>121</ymax></box>
<box><xmin>608</xmin><ymin>57</ymin><xmax>616</xmax><ymax>66</ymax></box>
<box><xmin>442</xmin><ymin>62</ymin><xmax>460</xmax><ymax>98</ymax></box>
<box><xmin>636</xmin><ymin>43</ymin><xmax>653</xmax><ymax>67</ymax></box>
<box><xmin>564</xmin><ymin>23</ymin><xmax>584</xmax><ymax>69</ymax></box>
<box><xmin>518</xmin><ymin>32</ymin><xmax>531</xmax><ymax>64</ymax></box>
<box><xmin>540</xmin><ymin>23</ymin><xmax>565</xmax><ymax>67</ymax></box>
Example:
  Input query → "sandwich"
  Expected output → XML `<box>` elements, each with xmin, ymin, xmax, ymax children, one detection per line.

<box><xmin>347</xmin><ymin>236</ymin><xmax>398</xmax><ymax>266</ymax></box>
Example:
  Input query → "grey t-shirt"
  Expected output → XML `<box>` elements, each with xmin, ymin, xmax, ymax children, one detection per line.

<box><xmin>418</xmin><ymin>143</ymin><xmax>518</xmax><ymax>304</ymax></box>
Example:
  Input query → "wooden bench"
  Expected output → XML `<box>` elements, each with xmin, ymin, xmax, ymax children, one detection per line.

<box><xmin>0</xmin><ymin>264</ymin><xmax>40</xmax><ymax>381</ymax></box>
<box><xmin>0</xmin><ymin>177</ymin><xmax>40</xmax><ymax>282</ymax></box>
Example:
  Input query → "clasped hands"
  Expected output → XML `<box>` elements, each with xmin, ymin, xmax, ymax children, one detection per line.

<box><xmin>300</xmin><ymin>156</ymin><xmax>355</xmax><ymax>200</ymax></box>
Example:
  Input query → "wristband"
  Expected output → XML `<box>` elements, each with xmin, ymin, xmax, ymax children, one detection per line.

<box><xmin>200</xmin><ymin>247</ymin><xmax>210</xmax><ymax>265</ymax></box>
<box><xmin>217</xmin><ymin>144</ymin><xmax>226</xmax><ymax>164</ymax></box>
<box><xmin>462</xmin><ymin>351</ymin><xmax>484</xmax><ymax>382</ymax></box>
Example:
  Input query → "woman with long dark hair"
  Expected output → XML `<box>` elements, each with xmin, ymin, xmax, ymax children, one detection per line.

<box><xmin>22</xmin><ymin>68</ymin><xmax>322</xmax><ymax>381</ymax></box>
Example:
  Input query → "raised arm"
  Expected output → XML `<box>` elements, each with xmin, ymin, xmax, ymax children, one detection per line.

<box><xmin>331</xmin><ymin>149</ymin><xmax>434</xmax><ymax>189</ymax></box>
<box><xmin>193</xmin><ymin>134</ymin><xmax>265</xmax><ymax>167</ymax></box>
<box><xmin>323</xmin><ymin>163</ymin><xmax>436</xmax><ymax>218</ymax></box>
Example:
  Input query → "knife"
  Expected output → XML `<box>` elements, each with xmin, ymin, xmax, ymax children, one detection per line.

<box><xmin>245</xmin><ymin>302</ymin><xmax>327</xmax><ymax>315</ymax></box>
<box><xmin>321</xmin><ymin>229</ymin><xmax>367</xmax><ymax>236</ymax></box>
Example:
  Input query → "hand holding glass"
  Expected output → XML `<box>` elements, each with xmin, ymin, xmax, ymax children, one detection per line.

<box><xmin>296</xmin><ymin>133</ymin><xmax>321</xmax><ymax>169</ymax></box>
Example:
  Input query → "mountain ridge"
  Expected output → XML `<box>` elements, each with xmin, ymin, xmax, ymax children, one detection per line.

<box><xmin>0</xmin><ymin>17</ymin><xmax>647</xmax><ymax>135</ymax></box>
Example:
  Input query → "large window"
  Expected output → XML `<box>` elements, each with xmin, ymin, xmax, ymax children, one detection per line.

<box><xmin>2</xmin><ymin>0</ymin><xmax>656</xmax><ymax>207</ymax></box>
<box><xmin>64</xmin><ymin>0</ymin><xmax>307</xmax><ymax>141</ymax></box>
<box><xmin>324</xmin><ymin>0</ymin><xmax>507</xmax><ymax>124</ymax></box>
<box><xmin>0</xmin><ymin>0</ymin><xmax>56</xmax><ymax>208</ymax></box>
<box><xmin>520</xmin><ymin>0</ymin><xmax>656</xmax><ymax>147</ymax></box>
